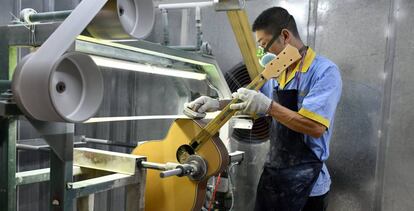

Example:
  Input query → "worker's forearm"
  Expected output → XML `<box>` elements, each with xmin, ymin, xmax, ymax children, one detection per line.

<box><xmin>267</xmin><ymin>101</ymin><xmax>326</xmax><ymax>138</ymax></box>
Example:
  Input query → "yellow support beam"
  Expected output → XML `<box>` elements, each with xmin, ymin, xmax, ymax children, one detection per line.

<box><xmin>227</xmin><ymin>10</ymin><xmax>263</xmax><ymax>79</ymax></box>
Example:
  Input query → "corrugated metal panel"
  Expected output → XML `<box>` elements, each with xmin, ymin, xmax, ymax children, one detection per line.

<box><xmin>382</xmin><ymin>0</ymin><xmax>414</xmax><ymax>210</ymax></box>
<box><xmin>0</xmin><ymin>0</ymin><xmax>14</xmax><ymax>25</ymax></box>
<box><xmin>314</xmin><ymin>0</ymin><xmax>390</xmax><ymax>210</ymax></box>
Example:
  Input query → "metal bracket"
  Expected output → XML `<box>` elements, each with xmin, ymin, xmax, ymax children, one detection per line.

<box><xmin>29</xmin><ymin>120</ymin><xmax>75</xmax><ymax>161</ymax></box>
<box><xmin>215</xmin><ymin>0</ymin><xmax>244</xmax><ymax>11</ymax></box>
<box><xmin>15</xmin><ymin>166</ymin><xmax>83</xmax><ymax>186</ymax></box>
<box><xmin>0</xmin><ymin>90</ymin><xmax>21</xmax><ymax>117</ymax></box>
<box><xmin>230</xmin><ymin>116</ymin><xmax>253</xmax><ymax>129</ymax></box>
<box><xmin>229</xmin><ymin>150</ymin><xmax>244</xmax><ymax>164</ymax></box>
<box><xmin>67</xmin><ymin>173</ymin><xmax>140</xmax><ymax>198</ymax></box>
<box><xmin>0</xmin><ymin>100</ymin><xmax>21</xmax><ymax>117</ymax></box>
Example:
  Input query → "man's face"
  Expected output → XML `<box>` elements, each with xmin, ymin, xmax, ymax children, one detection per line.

<box><xmin>255</xmin><ymin>29</ymin><xmax>286</xmax><ymax>55</ymax></box>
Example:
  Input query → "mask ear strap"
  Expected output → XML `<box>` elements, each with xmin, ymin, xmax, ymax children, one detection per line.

<box><xmin>263</xmin><ymin>35</ymin><xmax>279</xmax><ymax>53</ymax></box>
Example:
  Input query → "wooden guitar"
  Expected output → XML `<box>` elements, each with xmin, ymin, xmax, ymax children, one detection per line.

<box><xmin>132</xmin><ymin>44</ymin><xmax>302</xmax><ymax>211</ymax></box>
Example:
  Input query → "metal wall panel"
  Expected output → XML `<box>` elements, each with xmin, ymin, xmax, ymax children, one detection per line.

<box><xmin>382</xmin><ymin>0</ymin><xmax>414</xmax><ymax>210</ymax></box>
<box><xmin>0</xmin><ymin>0</ymin><xmax>14</xmax><ymax>25</ymax></box>
<box><xmin>314</xmin><ymin>0</ymin><xmax>390</xmax><ymax>210</ymax></box>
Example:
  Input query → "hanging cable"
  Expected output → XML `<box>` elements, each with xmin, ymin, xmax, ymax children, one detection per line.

<box><xmin>208</xmin><ymin>173</ymin><xmax>222</xmax><ymax>211</ymax></box>
<box><xmin>227</xmin><ymin>162</ymin><xmax>238</xmax><ymax>211</ymax></box>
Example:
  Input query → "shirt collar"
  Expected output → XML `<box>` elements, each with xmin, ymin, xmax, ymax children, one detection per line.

<box><xmin>277</xmin><ymin>47</ymin><xmax>316</xmax><ymax>89</ymax></box>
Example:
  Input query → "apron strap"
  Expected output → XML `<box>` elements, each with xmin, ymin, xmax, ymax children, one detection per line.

<box><xmin>295</xmin><ymin>46</ymin><xmax>308</xmax><ymax>90</ymax></box>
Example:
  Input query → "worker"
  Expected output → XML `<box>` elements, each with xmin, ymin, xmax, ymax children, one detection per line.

<box><xmin>184</xmin><ymin>7</ymin><xmax>342</xmax><ymax>211</ymax></box>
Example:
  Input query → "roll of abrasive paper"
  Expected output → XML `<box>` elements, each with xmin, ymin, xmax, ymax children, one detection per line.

<box><xmin>12</xmin><ymin>0</ymin><xmax>155</xmax><ymax>122</ymax></box>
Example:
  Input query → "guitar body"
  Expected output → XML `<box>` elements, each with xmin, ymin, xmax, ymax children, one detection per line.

<box><xmin>132</xmin><ymin>119</ymin><xmax>229</xmax><ymax>211</ymax></box>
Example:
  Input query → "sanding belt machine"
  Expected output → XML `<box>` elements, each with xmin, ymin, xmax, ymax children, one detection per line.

<box><xmin>0</xmin><ymin>0</ymin><xmax>246</xmax><ymax>210</ymax></box>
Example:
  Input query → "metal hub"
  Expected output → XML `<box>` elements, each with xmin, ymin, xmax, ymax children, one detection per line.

<box><xmin>186</xmin><ymin>155</ymin><xmax>208</xmax><ymax>181</ymax></box>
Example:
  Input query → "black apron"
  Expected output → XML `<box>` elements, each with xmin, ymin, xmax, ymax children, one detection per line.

<box><xmin>254</xmin><ymin>87</ymin><xmax>323</xmax><ymax>211</ymax></box>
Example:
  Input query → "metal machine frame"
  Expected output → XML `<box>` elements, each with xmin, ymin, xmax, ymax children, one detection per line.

<box><xmin>0</xmin><ymin>20</ymin><xmax>232</xmax><ymax>211</ymax></box>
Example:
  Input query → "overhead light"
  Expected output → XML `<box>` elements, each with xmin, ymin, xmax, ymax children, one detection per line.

<box><xmin>90</xmin><ymin>55</ymin><xmax>207</xmax><ymax>80</ymax></box>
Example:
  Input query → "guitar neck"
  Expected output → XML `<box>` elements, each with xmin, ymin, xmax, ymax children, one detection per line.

<box><xmin>189</xmin><ymin>44</ymin><xmax>302</xmax><ymax>151</ymax></box>
<box><xmin>190</xmin><ymin>75</ymin><xmax>267</xmax><ymax>150</ymax></box>
<box><xmin>206</xmin><ymin>75</ymin><xmax>267</xmax><ymax>132</ymax></box>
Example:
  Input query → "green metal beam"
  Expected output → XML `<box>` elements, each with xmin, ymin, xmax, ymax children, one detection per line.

<box><xmin>0</xmin><ymin>26</ymin><xmax>9</xmax><ymax>80</ymax></box>
<box><xmin>0</xmin><ymin>26</ymin><xmax>18</xmax><ymax>211</ymax></box>
<box><xmin>8</xmin><ymin>47</ymin><xmax>17</xmax><ymax>80</ymax></box>
<box><xmin>0</xmin><ymin>117</ymin><xmax>17</xmax><ymax>211</ymax></box>
<box><xmin>15</xmin><ymin>166</ymin><xmax>83</xmax><ymax>186</ymax></box>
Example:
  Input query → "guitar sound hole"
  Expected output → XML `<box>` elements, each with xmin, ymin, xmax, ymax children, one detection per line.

<box><xmin>176</xmin><ymin>145</ymin><xmax>195</xmax><ymax>163</ymax></box>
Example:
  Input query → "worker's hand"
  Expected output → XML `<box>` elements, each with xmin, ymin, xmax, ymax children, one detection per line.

<box><xmin>184</xmin><ymin>96</ymin><xmax>220</xmax><ymax>117</ymax></box>
<box><xmin>230</xmin><ymin>88</ymin><xmax>272</xmax><ymax>115</ymax></box>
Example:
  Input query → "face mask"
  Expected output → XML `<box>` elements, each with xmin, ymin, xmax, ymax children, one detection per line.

<box><xmin>259</xmin><ymin>52</ymin><xmax>277</xmax><ymax>67</ymax></box>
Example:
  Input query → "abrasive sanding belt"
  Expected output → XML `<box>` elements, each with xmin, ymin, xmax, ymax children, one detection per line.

<box><xmin>11</xmin><ymin>0</ymin><xmax>154</xmax><ymax>123</ymax></box>
<box><xmin>12</xmin><ymin>0</ymin><xmax>108</xmax><ymax>122</ymax></box>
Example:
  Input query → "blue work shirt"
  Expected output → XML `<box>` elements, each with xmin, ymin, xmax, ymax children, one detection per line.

<box><xmin>260</xmin><ymin>48</ymin><xmax>342</xmax><ymax>196</ymax></box>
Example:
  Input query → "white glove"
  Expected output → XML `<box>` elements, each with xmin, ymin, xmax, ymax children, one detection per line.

<box><xmin>230</xmin><ymin>88</ymin><xmax>272</xmax><ymax>115</ymax></box>
<box><xmin>185</xmin><ymin>96</ymin><xmax>220</xmax><ymax>114</ymax></box>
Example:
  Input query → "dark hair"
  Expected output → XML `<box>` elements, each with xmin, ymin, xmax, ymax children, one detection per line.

<box><xmin>252</xmin><ymin>7</ymin><xmax>300</xmax><ymax>38</ymax></box>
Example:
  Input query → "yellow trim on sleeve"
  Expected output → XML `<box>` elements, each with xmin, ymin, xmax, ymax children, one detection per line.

<box><xmin>298</xmin><ymin>108</ymin><xmax>330</xmax><ymax>128</ymax></box>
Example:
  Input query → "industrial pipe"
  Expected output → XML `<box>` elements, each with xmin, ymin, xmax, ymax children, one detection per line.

<box><xmin>28</xmin><ymin>10</ymin><xmax>71</xmax><ymax>23</ymax></box>
<box><xmin>162</xmin><ymin>9</ymin><xmax>170</xmax><ymax>46</ymax></box>
<box><xmin>140</xmin><ymin>161</ymin><xmax>179</xmax><ymax>171</ymax></box>
<box><xmin>20</xmin><ymin>8</ymin><xmax>71</xmax><ymax>23</ymax></box>
<box><xmin>195</xmin><ymin>6</ymin><xmax>202</xmax><ymax>50</ymax></box>
<box><xmin>82</xmin><ymin>137</ymin><xmax>137</xmax><ymax>148</ymax></box>
<box><xmin>160</xmin><ymin>168</ymin><xmax>183</xmax><ymax>178</ymax></box>
<box><xmin>16</xmin><ymin>144</ymin><xmax>50</xmax><ymax>151</ymax></box>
